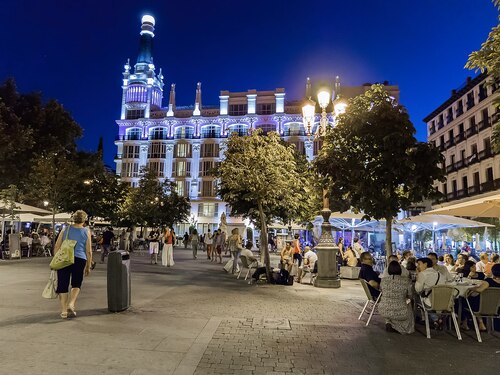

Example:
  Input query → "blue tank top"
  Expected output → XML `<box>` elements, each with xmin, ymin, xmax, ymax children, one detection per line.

<box><xmin>65</xmin><ymin>226</ymin><xmax>88</xmax><ymax>260</ymax></box>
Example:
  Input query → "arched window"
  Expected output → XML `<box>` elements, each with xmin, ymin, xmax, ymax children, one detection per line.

<box><xmin>255</xmin><ymin>123</ymin><xmax>276</xmax><ymax>135</ymax></box>
<box><xmin>174</xmin><ymin>126</ymin><xmax>194</xmax><ymax>139</ymax></box>
<box><xmin>201</xmin><ymin>125</ymin><xmax>221</xmax><ymax>138</ymax></box>
<box><xmin>126</xmin><ymin>128</ymin><xmax>142</xmax><ymax>140</ymax></box>
<box><xmin>228</xmin><ymin>124</ymin><xmax>248</xmax><ymax>137</ymax></box>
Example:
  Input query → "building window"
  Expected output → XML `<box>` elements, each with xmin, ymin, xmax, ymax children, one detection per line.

<box><xmin>175</xmin><ymin>143</ymin><xmax>192</xmax><ymax>158</ymax></box>
<box><xmin>123</xmin><ymin>145</ymin><xmax>140</xmax><ymax>158</ymax></box>
<box><xmin>148</xmin><ymin>142</ymin><xmax>166</xmax><ymax>159</ymax></box>
<box><xmin>201</xmin><ymin>125</ymin><xmax>221</xmax><ymax>138</ymax></box>
<box><xmin>201</xmin><ymin>143</ymin><xmax>220</xmax><ymax>158</ymax></box>
<box><xmin>228</xmin><ymin>124</ymin><xmax>248</xmax><ymax>137</ymax></box>
<box><xmin>228</xmin><ymin>104</ymin><xmax>248</xmax><ymax>116</ymax></box>
<box><xmin>289</xmin><ymin>141</ymin><xmax>305</xmax><ymax>155</ymax></box>
<box><xmin>486</xmin><ymin>167</ymin><xmax>493</xmax><ymax>182</ymax></box>
<box><xmin>126</xmin><ymin>109</ymin><xmax>145</xmax><ymax>120</ymax></box>
<box><xmin>199</xmin><ymin>161</ymin><xmax>220</xmax><ymax>177</ymax></box>
<box><xmin>121</xmin><ymin>162</ymin><xmax>139</xmax><ymax>178</ymax></box>
<box><xmin>446</xmin><ymin>108</ymin><xmax>453</xmax><ymax>124</ymax></box>
<box><xmin>201</xmin><ymin>180</ymin><xmax>217</xmax><ymax>197</ymax></box>
<box><xmin>466</xmin><ymin>92</ymin><xmax>475</xmax><ymax>110</ymax></box>
<box><xmin>285</xmin><ymin>123</ymin><xmax>305</xmax><ymax>136</ymax></box>
<box><xmin>478</xmin><ymin>83</ymin><xmax>487</xmax><ymax>101</ymax></box>
<box><xmin>175</xmin><ymin>180</ymin><xmax>190</xmax><ymax>197</ymax></box>
<box><xmin>125</xmin><ymin>85</ymin><xmax>147</xmax><ymax>103</ymax></box>
<box><xmin>173</xmin><ymin>160</ymin><xmax>191</xmax><ymax>177</ymax></box>
<box><xmin>174</xmin><ymin>126</ymin><xmax>194</xmax><ymax>139</ymax></box>
<box><xmin>147</xmin><ymin>161</ymin><xmax>165</xmax><ymax>177</ymax></box>
<box><xmin>256</xmin><ymin>103</ymin><xmax>276</xmax><ymax>115</ymax></box>
<box><xmin>126</xmin><ymin>128</ymin><xmax>142</xmax><ymax>140</ymax></box>
<box><xmin>456</xmin><ymin>100</ymin><xmax>464</xmax><ymax>116</ymax></box>
<box><xmin>150</xmin><ymin>127</ymin><xmax>168</xmax><ymax>140</ymax></box>
<box><xmin>198</xmin><ymin>203</ymin><xmax>219</xmax><ymax>217</ymax></box>
<box><xmin>255</xmin><ymin>123</ymin><xmax>276</xmax><ymax>135</ymax></box>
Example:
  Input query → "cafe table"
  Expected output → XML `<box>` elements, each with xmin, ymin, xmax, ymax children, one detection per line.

<box><xmin>446</xmin><ymin>279</ymin><xmax>484</xmax><ymax>322</ymax></box>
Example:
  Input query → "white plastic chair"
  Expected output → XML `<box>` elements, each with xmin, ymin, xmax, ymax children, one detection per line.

<box><xmin>417</xmin><ymin>285</ymin><xmax>461</xmax><ymax>340</ymax></box>
<box><xmin>237</xmin><ymin>255</ymin><xmax>258</xmax><ymax>280</ymax></box>
<box><xmin>465</xmin><ymin>287</ymin><xmax>500</xmax><ymax>343</ymax></box>
<box><xmin>358</xmin><ymin>279</ymin><xmax>381</xmax><ymax>326</ymax></box>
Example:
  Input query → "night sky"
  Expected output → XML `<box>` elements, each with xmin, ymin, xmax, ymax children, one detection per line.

<box><xmin>1</xmin><ymin>0</ymin><xmax>497</xmax><ymax>167</ymax></box>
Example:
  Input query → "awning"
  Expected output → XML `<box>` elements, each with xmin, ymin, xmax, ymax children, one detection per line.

<box><xmin>423</xmin><ymin>193</ymin><xmax>500</xmax><ymax>218</ymax></box>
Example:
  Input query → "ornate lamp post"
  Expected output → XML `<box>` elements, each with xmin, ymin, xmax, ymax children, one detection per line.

<box><xmin>302</xmin><ymin>89</ymin><xmax>342</xmax><ymax>288</ymax></box>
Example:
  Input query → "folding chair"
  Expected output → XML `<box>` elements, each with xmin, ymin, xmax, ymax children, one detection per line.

<box><xmin>465</xmin><ymin>287</ymin><xmax>500</xmax><ymax>343</ymax></box>
<box><xmin>417</xmin><ymin>285</ymin><xmax>461</xmax><ymax>340</ymax></box>
<box><xmin>358</xmin><ymin>279</ymin><xmax>381</xmax><ymax>326</ymax></box>
<box><xmin>301</xmin><ymin>261</ymin><xmax>317</xmax><ymax>284</ymax></box>
<box><xmin>237</xmin><ymin>255</ymin><xmax>258</xmax><ymax>280</ymax></box>
<box><xmin>42</xmin><ymin>244</ymin><xmax>52</xmax><ymax>257</ymax></box>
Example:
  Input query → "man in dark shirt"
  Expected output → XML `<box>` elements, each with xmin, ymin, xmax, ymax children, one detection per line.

<box><xmin>100</xmin><ymin>227</ymin><xmax>115</xmax><ymax>263</ymax></box>
<box><xmin>359</xmin><ymin>251</ymin><xmax>381</xmax><ymax>298</ymax></box>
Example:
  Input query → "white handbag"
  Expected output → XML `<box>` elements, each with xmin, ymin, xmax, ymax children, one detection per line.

<box><xmin>42</xmin><ymin>270</ymin><xmax>58</xmax><ymax>299</ymax></box>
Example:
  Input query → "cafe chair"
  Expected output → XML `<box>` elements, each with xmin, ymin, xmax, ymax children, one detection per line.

<box><xmin>358</xmin><ymin>279</ymin><xmax>381</xmax><ymax>327</ymax></box>
<box><xmin>417</xmin><ymin>285</ymin><xmax>461</xmax><ymax>340</ymax></box>
<box><xmin>238</xmin><ymin>255</ymin><xmax>258</xmax><ymax>280</ymax></box>
<box><xmin>465</xmin><ymin>287</ymin><xmax>500</xmax><ymax>343</ymax></box>
<box><xmin>301</xmin><ymin>261</ymin><xmax>317</xmax><ymax>284</ymax></box>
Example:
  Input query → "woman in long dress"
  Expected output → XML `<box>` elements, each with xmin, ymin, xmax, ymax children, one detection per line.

<box><xmin>379</xmin><ymin>261</ymin><xmax>415</xmax><ymax>334</ymax></box>
<box><xmin>162</xmin><ymin>228</ymin><xmax>175</xmax><ymax>267</ymax></box>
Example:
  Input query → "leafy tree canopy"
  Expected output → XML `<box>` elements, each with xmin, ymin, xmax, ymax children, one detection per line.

<box><xmin>315</xmin><ymin>85</ymin><xmax>445</xmax><ymax>255</ymax></box>
<box><xmin>216</xmin><ymin>130</ymin><xmax>315</xmax><ymax>279</ymax></box>
<box><xmin>119</xmin><ymin>167</ymin><xmax>190</xmax><ymax>229</ymax></box>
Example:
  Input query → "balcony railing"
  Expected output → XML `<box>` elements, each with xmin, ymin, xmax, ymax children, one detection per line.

<box><xmin>445</xmin><ymin>164</ymin><xmax>456</xmax><ymax>173</ymax></box>
<box><xmin>283</xmin><ymin>130</ymin><xmax>306</xmax><ymax>136</ymax></box>
<box><xmin>456</xmin><ymin>107</ymin><xmax>464</xmax><ymax>117</ymax></box>
<box><xmin>454</xmin><ymin>159</ymin><xmax>467</xmax><ymax>170</ymax></box>
<box><xmin>437</xmin><ymin>121</ymin><xmax>444</xmax><ymax>130</ymax></box>
<box><xmin>454</xmin><ymin>133</ymin><xmax>465</xmax><ymax>144</ymax></box>
<box><xmin>478</xmin><ymin>119</ymin><xmax>491</xmax><ymax>132</ymax></box>
<box><xmin>116</xmin><ymin>134</ymin><xmax>147</xmax><ymax>141</ymax></box>
<box><xmin>150</xmin><ymin>134</ymin><xmax>169</xmax><ymax>140</ymax></box>
<box><xmin>478</xmin><ymin>148</ymin><xmax>492</xmax><ymax>161</ymax></box>
<box><xmin>444</xmin><ymin>139</ymin><xmax>455</xmax><ymax>149</ymax></box>
<box><xmin>465</xmin><ymin>126</ymin><xmax>477</xmax><ymax>137</ymax></box>
<box><xmin>466</xmin><ymin>99</ymin><xmax>475</xmax><ymax>110</ymax></box>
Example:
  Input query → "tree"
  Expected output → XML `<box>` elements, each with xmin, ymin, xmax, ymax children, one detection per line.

<box><xmin>465</xmin><ymin>0</ymin><xmax>500</xmax><ymax>152</ymax></box>
<box><xmin>0</xmin><ymin>78</ymin><xmax>82</xmax><ymax>189</ymax></box>
<box><xmin>119</xmin><ymin>167</ymin><xmax>190</xmax><ymax>230</ymax></box>
<box><xmin>215</xmin><ymin>130</ymin><xmax>315</xmax><ymax>281</ymax></box>
<box><xmin>315</xmin><ymin>85</ymin><xmax>445</xmax><ymax>257</ymax></box>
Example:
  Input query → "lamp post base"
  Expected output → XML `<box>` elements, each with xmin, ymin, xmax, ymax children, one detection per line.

<box><xmin>314</xmin><ymin>208</ymin><xmax>341</xmax><ymax>289</ymax></box>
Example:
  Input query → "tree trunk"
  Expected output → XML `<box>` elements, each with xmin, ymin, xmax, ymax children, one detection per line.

<box><xmin>51</xmin><ymin>209</ymin><xmax>56</xmax><ymax>250</ymax></box>
<box><xmin>257</xmin><ymin>201</ymin><xmax>272</xmax><ymax>282</ymax></box>
<box><xmin>385</xmin><ymin>217</ymin><xmax>393</xmax><ymax>260</ymax></box>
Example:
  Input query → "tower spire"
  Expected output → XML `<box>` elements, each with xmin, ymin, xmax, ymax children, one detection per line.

<box><xmin>333</xmin><ymin>75</ymin><xmax>341</xmax><ymax>100</ymax></box>
<box><xmin>305</xmin><ymin>77</ymin><xmax>312</xmax><ymax>99</ymax></box>
<box><xmin>136</xmin><ymin>15</ymin><xmax>155</xmax><ymax>65</ymax></box>
<box><xmin>167</xmin><ymin>83</ymin><xmax>176</xmax><ymax>117</ymax></box>
<box><xmin>193</xmin><ymin>82</ymin><xmax>202</xmax><ymax>116</ymax></box>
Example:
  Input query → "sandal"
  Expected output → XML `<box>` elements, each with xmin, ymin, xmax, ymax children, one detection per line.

<box><xmin>67</xmin><ymin>305</ymin><xmax>77</xmax><ymax>318</ymax></box>
<box><xmin>60</xmin><ymin>312</ymin><xmax>68</xmax><ymax>319</ymax></box>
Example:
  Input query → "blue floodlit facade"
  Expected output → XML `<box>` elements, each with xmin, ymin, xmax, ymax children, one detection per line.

<box><xmin>114</xmin><ymin>15</ymin><xmax>400</xmax><ymax>233</ymax></box>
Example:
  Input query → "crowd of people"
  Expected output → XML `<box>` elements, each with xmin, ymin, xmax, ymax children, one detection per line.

<box><xmin>358</xmin><ymin>249</ymin><xmax>500</xmax><ymax>334</ymax></box>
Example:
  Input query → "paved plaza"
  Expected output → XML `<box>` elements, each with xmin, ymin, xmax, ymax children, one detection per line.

<box><xmin>0</xmin><ymin>248</ymin><xmax>499</xmax><ymax>375</ymax></box>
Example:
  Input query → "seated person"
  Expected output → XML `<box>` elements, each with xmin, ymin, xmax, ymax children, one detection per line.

<box><xmin>382</xmin><ymin>255</ymin><xmax>409</xmax><ymax>278</ymax></box>
<box><xmin>456</xmin><ymin>260</ymin><xmax>485</xmax><ymax>280</ymax></box>
<box><xmin>280</xmin><ymin>242</ymin><xmax>294</xmax><ymax>273</ymax></box>
<box><xmin>484</xmin><ymin>253</ymin><xmax>500</xmax><ymax>277</ymax></box>
<box><xmin>240</xmin><ymin>247</ymin><xmax>258</xmax><ymax>265</ymax></box>
<box><xmin>342</xmin><ymin>245</ymin><xmax>359</xmax><ymax>267</ymax></box>
<box><xmin>475</xmin><ymin>252</ymin><xmax>489</xmax><ymax>273</ymax></box>
<box><xmin>460</xmin><ymin>264</ymin><xmax>500</xmax><ymax>331</ymax></box>
<box><xmin>297</xmin><ymin>246</ymin><xmax>317</xmax><ymax>283</ymax></box>
<box><xmin>415</xmin><ymin>257</ymin><xmax>445</xmax><ymax>307</ymax></box>
<box><xmin>444</xmin><ymin>254</ymin><xmax>455</xmax><ymax>272</ymax></box>
<box><xmin>427</xmin><ymin>252</ymin><xmax>453</xmax><ymax>282</ymax></box>
<box><xmin>359</xmin><ymin>251</ymin><xmax>381</xmax><ymax>298</ymax></box>
<box><xmin>400</xmin><ymin>250</ymin><xmax>412</xmax><ymax>268</ymax></box>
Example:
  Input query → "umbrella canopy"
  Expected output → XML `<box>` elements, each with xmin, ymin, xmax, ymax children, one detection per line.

<box><xmin>397</xmin><ymin>214</ymin><xmax>494</xmax><ymax>232</ymax></box>
<box><xmin>423</xmin><ymin>193</ymin><xmax>500</xmax><ymax>218</ymax></box>
<box><xmin>32</xmin><ymin>213</ymin><xmax>73</xmax><ymax>223</ymax></box>
<box><xmin>0</xmin><ymin>201</ymin><xmax>50</xmax><ymax>215</ymax></box>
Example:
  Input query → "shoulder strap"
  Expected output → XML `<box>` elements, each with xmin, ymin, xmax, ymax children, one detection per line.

<box><xmin>64</xmin><ymin>226</ymin><xmax>71</xmax><ymax>240</ymax></box>
<box><xmin>434</xmin><ymin>272</ymin><xmax>440</xmax><ymax>286</ymax></box>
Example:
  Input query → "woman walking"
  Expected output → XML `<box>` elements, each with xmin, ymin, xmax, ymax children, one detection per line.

<box><xmin>162</xmin><ymin>228</ymin><xmax>175</xmax><ymax>267</ymax></box>
<box><xmin>205</xmin><ymin>229</ymin><xmax>213</xmax><ymax>260</ymax></box>
<box><xmin>191</xmin><ymin>229</ymin><xmax>199</xmax><ymax>259</ymax></box>
<box><xmin>54</xmin><ymin>210</ymin><xmax>92</xmax><ymax>319</ymax></box>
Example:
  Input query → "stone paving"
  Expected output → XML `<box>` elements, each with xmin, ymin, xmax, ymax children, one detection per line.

<box><xmin>0</xmin><ymin>248</ymin><xmax>499</xmax><ymax>375</ymax></box>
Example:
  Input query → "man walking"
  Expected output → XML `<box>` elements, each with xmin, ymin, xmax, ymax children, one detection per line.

<box><xmin>100</xmin><ymin>227</ymin><xmax>115</xmax><ymax>263</ymax></box>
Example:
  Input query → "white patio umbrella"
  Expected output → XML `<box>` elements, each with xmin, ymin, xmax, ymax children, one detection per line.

<box><xmin>0</xmin><ymin>202</ymin><xmax>50</xmax><ymax>238</ymax></box>
<box><xmin>424</xmin><ymin>193</ymin><xmax>500</xmax><ymax>218</ymax></box>
<box><xmin>31</xmin><ymin>212</ymin><xmax>73</xmax><ymax>223</ymax></box>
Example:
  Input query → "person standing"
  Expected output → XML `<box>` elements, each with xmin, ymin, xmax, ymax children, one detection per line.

<box><xmin>292</xmin><ymin>234</ymin><xmax>302</xmax><ymax>267</ymax></box>
<box><xmin>100</xmin><ymin>227</ymin><xmax>115</xmax><ymax>264</ymax></box>
<box><xmin>228</xmin><ymin>228</ymin><xmax>243</xmax><ymax>274</ymax></box>
<box><xmin>205</xmin><ymin>229</ymin><xmax>213</xmax><ymax>260</ymax></box>
<box><xmin>148</xmin><ymin>229</ymin><xmax>160</xmax><ymax>264</ymax></box>
<box><xmin>183</xmin><ymin>232</ymin><xmax>189</xmax><ymax>249</ymax></box>
<box><xmin>214</xmin><ymin>229</ymin><xmax>224</xmax><ymax>264</ymax></box>
<box><xmin>119</xmin><ymin>229</ymin><xmax>127</xmax><ymax>251</ymax></box>
<box><xmin>162</xmin><ymin>228</ymin><xmax>175</xmax><ymax>267</ymax></box>
<box><xmin>190</xmin><ymin>229</ymin><xmax>199</xmax><ymax>259</ymax></box>
<box><xmin>54</xmin><ymin>210</ymin><xmax>92</xmax><ymax>319</ymax></box>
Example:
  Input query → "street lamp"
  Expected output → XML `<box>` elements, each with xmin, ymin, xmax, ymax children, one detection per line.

<box><xmin>302</xmin><ymin>88</ymin><xmax>344</xmax><ymax>289</ymax></box>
